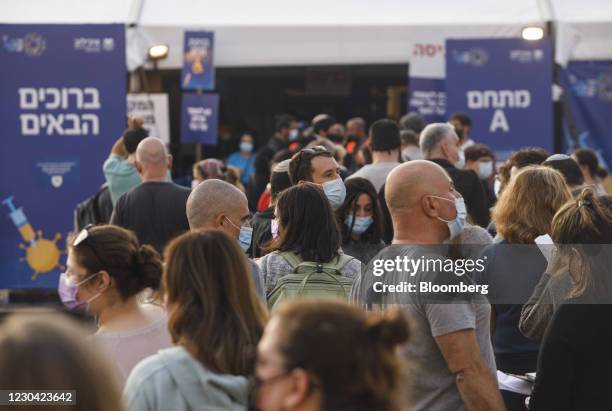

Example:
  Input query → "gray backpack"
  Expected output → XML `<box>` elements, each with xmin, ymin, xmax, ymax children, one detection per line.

<box><xmin>267</xmin><ymin>251</ymin><xmax>355</xmax><ymax>311</ymax></box>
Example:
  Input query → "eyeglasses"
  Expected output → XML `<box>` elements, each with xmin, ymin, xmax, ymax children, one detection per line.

<box><xmin>73</xmin><ymin>224</ymin><xmax>106</xmax><ymax>272</ymax></box>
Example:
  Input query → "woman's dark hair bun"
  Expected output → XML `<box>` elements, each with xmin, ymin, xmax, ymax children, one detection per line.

<box><xmin>364</xmin><ymin>308</ymin><xmax>411</xmax><ymax>348</ymax></box>
<box><xmin>135</xmin><ymin>245</ymin><xmax>163</xmax><ymax>290</ymax></box>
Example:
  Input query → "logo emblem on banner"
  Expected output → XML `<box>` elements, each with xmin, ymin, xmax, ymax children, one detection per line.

<box><xmin>453</xmin><ymin>48</ymin><xmax>488</xmax><ymax>66</ymax></box>
<box><xmin>51</xmin><ymin>175</ymin><xmax>63</xmax><ymax>188</ymax></box>
<box><xmin>2</xmin><ymin>32</ymin><xmax>46</xmax><ymax>56</ymax></box>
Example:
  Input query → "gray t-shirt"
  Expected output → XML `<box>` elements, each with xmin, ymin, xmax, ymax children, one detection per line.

<box><xmin>257</xmin><ymin>250</ymin><xmax>361</xmax><ymax>296</ymax></box>
<box><xmin>347</xmin><ymin>161</ymin><xmax>400</xmax><ymax>193</ymax></box>
<box><xmin>352</xmin><ymin>245</ymin><xmax>496</xmax><ymax>411</ymax></box>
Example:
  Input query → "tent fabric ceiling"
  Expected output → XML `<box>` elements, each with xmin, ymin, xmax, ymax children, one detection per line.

<box><xmin>1</xmin><ymin>0</ymin><xmax>611</xmax><ymax>68</ymax></box>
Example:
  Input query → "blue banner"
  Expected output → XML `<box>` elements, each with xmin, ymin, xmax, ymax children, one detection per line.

<box><xmin>560</xmin><ymin>61</ymin><xmax>612</xmax><ymax>168</ymax></box>
<box><xmin>181</xmin><ymin>31</ymin><xmax>215</xmax><ymax>90</ymax></box>
<box><xmin>181</xmin><ymin>93</ymin><xmax>219</xmax><ymax>145</ymax></box>
<box><xmin>0</xmin><ymin>24</ymin><xmax>126</xmax><ymax>289</ymax></box>
<box><xmin>446</xmin><ymin>38</ymin><xmax>553</xmax><ymax>159</ymax></box>
<box><xmin>408</xmin><ymin>77</ymin><xmax>446</xmax><ymax>123</ymax></box>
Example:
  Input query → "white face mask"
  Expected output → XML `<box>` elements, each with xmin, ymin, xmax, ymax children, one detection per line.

<box><xmin>322</xmin><ymin>177</ymin><xmax>347</xmax><ymax>210</ymax></box>
<box><xmin>454</xmin><ymin>149</ymin><xmax>466</xmax><ymax>169</ymax></box>
<box><xmin>289</xmin><ymin>129</ymin><xmax>299</xmax><ymax>141</ymax></box>
<box><xmin>430</xmin><ymin>195</ymin><xmax>467</xmax><ymax>240</ymax></box>
<box><xmin>477</xmin><ymin>161</ymin><xmax>494</xmax><ymax>180</ymax></box>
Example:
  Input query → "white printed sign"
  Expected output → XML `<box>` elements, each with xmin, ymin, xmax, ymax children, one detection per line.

<box><xmin>126</xmin><ymin>93</ymin><xmax>170</xmax><ymax>145</ymax></box>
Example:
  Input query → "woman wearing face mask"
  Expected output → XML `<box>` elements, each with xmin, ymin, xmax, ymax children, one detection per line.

<box><xmin>59</xmin><ymin>224</ymin><xmax>171</xmax><ymax>387</ymax></box>
<box><xmin>227</xmin><ymin>133</ymin><xmax>257</xmax><ymax>186</ymax></box>
<box><xmin>258</xmin><ymin>183</ymin><xmax>361</xmax><ymax>297</ymax></box>
<box><xmin>124</xmin><ymin>229</ymin><xmax>267</xmax><ymax>411</ymax></box>
<box><xmin>252</xmin><ymin>299</ymin><xmax>410</xmax><ymax>411</ymax></box>
<box><xmin>464</xmin><ymin>143</ymin><xmax>496</xmax><ymax>208</ymax></box>
<box><xmin>478</xmin><ymin>166</ymin><xmax>572</xmax><ymax>411</ymax></box>
<box><xmin>336</xmin><ymin>178</ymin><xmax>386</xmax><ymax>265</ymax></box>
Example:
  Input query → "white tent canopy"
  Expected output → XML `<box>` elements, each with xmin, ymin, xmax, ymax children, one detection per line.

<box><xmin>2</xmin><ymin>0</ymin><xmax>612</xmax><ymax>70</ymax></box>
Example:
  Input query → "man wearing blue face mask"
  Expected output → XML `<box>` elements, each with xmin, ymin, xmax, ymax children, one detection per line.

<box><xmin>186</xmin><ymin>179</ymin><xmax>264</xmax><ymax>298</ymax></box>
<box><xmin>226</xmin><ymin>133</ymin><xmax>256</xmax><ymax>185</ymax></box>
<box><xmin>288</xmin><ymin>146</ymin><xmax>346</xmax><ymax>209</ymax></box>
<box><xmin>421</xmin><ymin>123</ymin><xmax>490</xmax><ymax>228</ymax></box>
<box><xmin>351</xmin><ymin>160</ymin><xmax>504</xmax><ymax>411</ymax></box>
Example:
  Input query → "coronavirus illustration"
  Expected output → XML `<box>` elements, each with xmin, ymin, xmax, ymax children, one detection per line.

<box><xmin>2</xmin><ymin>196</ymin><xmax>65</xmax><ymax>280</ymax></box>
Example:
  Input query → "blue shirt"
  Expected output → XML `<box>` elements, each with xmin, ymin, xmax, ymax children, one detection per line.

<box><xmin>226</xmin><ymin>152</ymin><xmax>255</xmax><ymax>184</ymax></box>
<box><xmin>103</xmin><ymin>154</ymin><xmax>141</xmax><ymax>206</ymax></box>
<box><xmin>103</xmin><ymin>154</ymin><xmax>173</xmax><ymax>206</ymax></box>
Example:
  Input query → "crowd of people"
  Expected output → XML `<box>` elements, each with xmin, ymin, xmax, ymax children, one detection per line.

<box><xmin>4</xmin><ymin>110</ymin><xmax>612</xmax><ymax>411</ymax></box>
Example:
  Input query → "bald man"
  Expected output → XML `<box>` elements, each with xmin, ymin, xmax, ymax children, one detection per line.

<box><xmin>110</xmin><ymin>137</ymin><xmax>190</xmax><ymax>254</ymax></box>
<box><xmin>353</xmin><ymin>160</ymin><xmax>504</xmax><ymax>411</ymax></box>
<box><xmin>186</xmin><ymin>179</ymin><xmax>264</xmax><ymax>297</ymax></box>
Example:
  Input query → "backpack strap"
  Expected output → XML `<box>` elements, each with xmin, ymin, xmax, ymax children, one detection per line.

<box><xmin>279</xmin><ymin>251</ymin><xmax>303</xmax><ymax>272</ymax></box>
<box><xmin>279</xmin><ymin>252</ymin><xmax>354</xmax><ymax>274</ymax></box>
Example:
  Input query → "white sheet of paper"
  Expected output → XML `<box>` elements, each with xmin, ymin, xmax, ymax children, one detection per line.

<box><xmin>497</xmin><ymin>371</ymin><xmax>533</xmax><ymax>395</ymax></box>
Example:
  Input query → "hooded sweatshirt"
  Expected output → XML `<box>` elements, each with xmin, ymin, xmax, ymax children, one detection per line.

<box><xmin>123</xmin><ymin>346</ymin><xmax>249</xmax><ymax>411</ymax></box>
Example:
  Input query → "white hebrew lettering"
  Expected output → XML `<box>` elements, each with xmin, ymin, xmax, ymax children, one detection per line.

<box><xmin>20</xmin><ymin>114</ymin><xmax>39</xmax><ymax>135</ymax></box>
<box><xmin>81</xmin><ymin>114</ymin><xmax>99</xmax><ymax>135</ymax></box>
<box><xmin>83</xmin><ymin>88</ymin><xmax>101</xmax><ymax>109</ymax></box>
<box><xmin>467</xmin><ymin>91</ymin><xmax>482</xmax><ymax>109</ymax></box>
<box><xmin>19</xmin><ymin>88</ymin><xmax>38</xmax><ymax>109</ymax></box>
<box><xmin>63</xmin><ymin>114</ymin><xmax>81</xmax><ymax>135</ymax></box>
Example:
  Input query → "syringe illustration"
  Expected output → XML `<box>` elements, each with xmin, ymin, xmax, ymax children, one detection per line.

<box><xmin>2</xmin><ymin>196</ymin><xmax>64</xmax><ymax>280</ymax></box>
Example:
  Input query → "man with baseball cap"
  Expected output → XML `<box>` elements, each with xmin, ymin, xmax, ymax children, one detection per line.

<box><xmin>347</xmin><ymin>118</ymin><xmax>401</xmax><ymax>192</ymax></box>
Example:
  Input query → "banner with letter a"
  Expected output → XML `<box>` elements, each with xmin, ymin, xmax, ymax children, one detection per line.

<box><xmin>446</xmin><ymin>38</ymin><xmax>553</xmax><ymax>160</ymax></box>
<box><xmin>0</xmin><ymin>24</ymin><xmax>126</xmax><ymax>289</ymax></box>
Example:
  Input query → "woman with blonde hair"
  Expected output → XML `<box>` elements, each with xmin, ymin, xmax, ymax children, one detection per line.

<box><xmin>124</xmin><ymin>229</ymin><xmax>267</xmax><ymax>411</ymax></box>
<box><xmin>479</xmin><ymin>166</ymin><xmax>572</xmax><ymax>411</ymax></box>
<box><xmin>0</xmin><ymin>313</ymin><xmax>122</xmax><ymax>411</ymax></box>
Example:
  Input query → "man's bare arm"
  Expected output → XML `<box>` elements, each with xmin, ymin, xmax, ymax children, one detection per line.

<box><xmin>435</xmin><ymin>329</ymin><xmax>506</xmax><ymax>411</ymax></box>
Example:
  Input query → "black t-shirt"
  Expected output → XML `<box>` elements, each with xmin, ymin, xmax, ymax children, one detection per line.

<box><xmin>110</xmin><ymin>181</ymin><xmax>191</xmax><ymax>254</ymax></box>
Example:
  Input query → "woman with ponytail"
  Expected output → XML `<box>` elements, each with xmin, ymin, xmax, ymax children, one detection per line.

<box><xmin>253</xmin><ymin>299</ymin><xmax>411</xmax><ymax>411</ymax></box>
<box><xmin>529</xmin><ymin>189</ymin><xmax>612</xmax><ymax>411</ymax></box>
<box><xmin>60</xmin><ymin>224</ymin><xmax>171</xmax><ymax>387</ymax></box>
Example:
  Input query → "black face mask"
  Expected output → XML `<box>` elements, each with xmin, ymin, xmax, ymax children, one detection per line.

<box><xmin>247</xmin><ymin>372</ymin><xmax>292</xmax><ymax>411</ymax></box>
<box><xmin>454</xmin><ymin>126</ymin><xmax>464</xmax><ymax>139</ymax></box>
<box><xmin>327</xmin><ymin>133</ymin><xmax>345</xmax><ymax>144</ymax></box>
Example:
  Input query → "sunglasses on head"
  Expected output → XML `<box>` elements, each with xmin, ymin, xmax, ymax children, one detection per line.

<box><xmin>73</xmin><ymin>224</ymin><xmax>106</xmax><ymax>272</ymax></box>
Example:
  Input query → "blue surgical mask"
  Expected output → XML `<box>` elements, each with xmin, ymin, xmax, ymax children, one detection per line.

<box><xmin>322</xmin><ymin>177</ymin><xmax>346</xmax><ymax>210</ymax></box>
<box><xmin>430</xmin><ymin>195</ymin><xmax>467</xmax><ymax>240</ymax></box>
<box><xmin>225</xmin><ymin>217</ymin><xmax>253</xmax><ymax>252</ymax></box>
<box><xmin>240</xmin><ymin>142</ymin><xmax>253</xmax><ymax>153</ymax></box>
<box><xmin>345</xmin><ymin>215</ymin><xmax>373</xmax><ymax>236</ymax></box>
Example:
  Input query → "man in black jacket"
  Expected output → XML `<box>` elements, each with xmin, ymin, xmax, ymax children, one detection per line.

<box><xmin>247</xmin><ymin>114</ymin><xmax>298</xmax><ymax>210</ymax></box>
<box><xmin>420</xmin><ymin>123</ymin><xmax>490</xmax><ymax>227</ymax></box>
<box><xmin>250</xmin><ymin>159</ymin><xmax>293</xmax><ymax>258</ymax></box>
